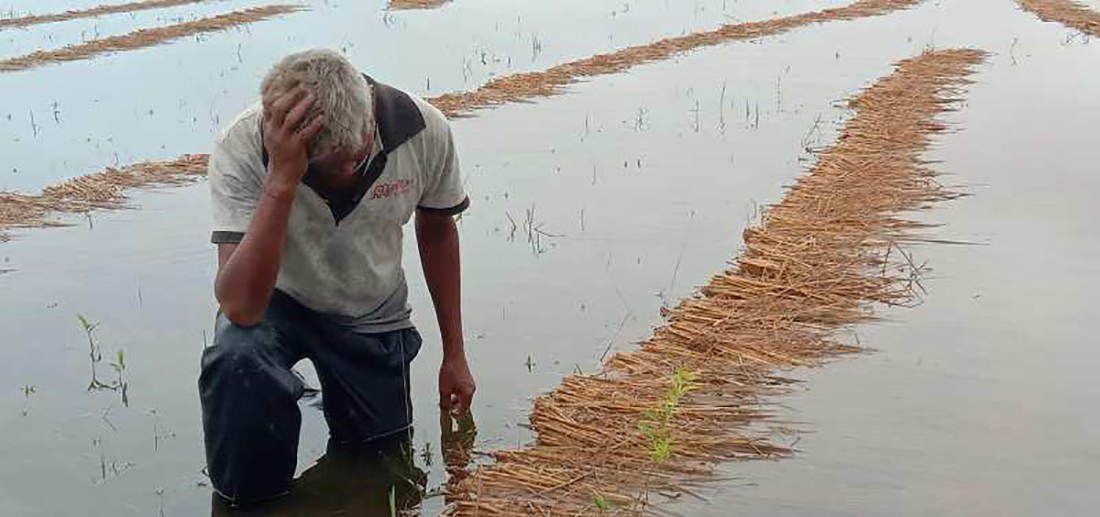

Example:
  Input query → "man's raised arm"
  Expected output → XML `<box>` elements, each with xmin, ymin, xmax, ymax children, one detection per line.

<box><xmin>214</xmin><ymin>86</ymin><xmax>322</xmax><ymax>327</ymax></box>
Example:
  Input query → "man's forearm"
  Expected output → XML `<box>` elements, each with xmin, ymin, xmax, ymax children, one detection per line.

<box><xmin>214</xmin><ymin>176</ymin><xmax>298</xmax><ymax>326</ymax></box>
<box><xmin>416</xmin><ymin>213</ymin><xmax>465</xmax><ymax>358</ymax></box>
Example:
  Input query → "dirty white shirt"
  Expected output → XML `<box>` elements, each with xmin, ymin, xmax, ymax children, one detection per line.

<box><xmin>208</xmin><ymin>80</ymin><xmax>468</xmax><ymax>333</ymax></box>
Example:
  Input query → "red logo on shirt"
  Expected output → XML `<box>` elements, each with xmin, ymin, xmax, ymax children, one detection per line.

<box><xmin>369</xmin><ymin>179</ymin><xmax>413</xmax><ymax>200</ymax></box>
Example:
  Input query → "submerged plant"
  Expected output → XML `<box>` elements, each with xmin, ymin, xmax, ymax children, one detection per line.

<box><xmin>110</xmin><ymin>350</ymin><xmax>129</xmax><ymax>407</ymax></box>
<box><xmin>79</xmin><ymin>314</ymin><xmax>107</xmax><ymax>391</ymax></box>
<box><xmin>78</xmin><ymin>314</ymin><xmax>129</xmax><ymax>406</ymax></box>
<box><xmin>20</xmin><ymin>384</ymin><xmax>35</xmax><ymax>416</ymax></box>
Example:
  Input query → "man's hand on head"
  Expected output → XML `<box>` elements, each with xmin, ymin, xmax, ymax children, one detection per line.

<box><xmin>261</xmin><ymin>84</ymin><xmax>324</xmax><ymax>194</ymax></box>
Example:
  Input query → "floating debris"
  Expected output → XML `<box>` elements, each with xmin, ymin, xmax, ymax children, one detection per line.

<box><xmin>442</xmin><ymin>48</ymin><xmax>988</xmax><ymax>516</ymax></box>
<box><xmin>0</xmin><ymin>5</ymin><xmax>304</xmax><ymax>73</ymax></box>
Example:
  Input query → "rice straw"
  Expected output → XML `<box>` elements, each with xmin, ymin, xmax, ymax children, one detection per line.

<box><xmin>1016</xmin><ymin>0</ymin><xmax>1100</xmax><ymax>36</ymax></box>
<box><xmin>0</xmin><ymin>0</ymin><xmax>214</xmax><ymax>30</ymax></box>
<box><xmin>441</xmin><ymin>47</ymin><xmax>988</xmax><ymax>516</ymax></box>
<box><xmin>0</xmin><ymin>5</ymin><xmax>303</xmax><ymax>73</ymax></box>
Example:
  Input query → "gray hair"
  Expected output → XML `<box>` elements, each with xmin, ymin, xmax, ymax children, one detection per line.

<box><xmin>260</xmin><ymin>48</ymin><xmax>373</xmax><ymax>161</ymax></box>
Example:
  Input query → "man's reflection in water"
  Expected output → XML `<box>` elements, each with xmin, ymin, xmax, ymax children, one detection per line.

<box><xmin>212</xmin><ymin>409</ymin><xmax>477</xmax><ymax>516</ymax></box>
<box><xmin>440</xmin><ymin>408</ymin><xmax>477</xmax><ymax>491</ymax></box>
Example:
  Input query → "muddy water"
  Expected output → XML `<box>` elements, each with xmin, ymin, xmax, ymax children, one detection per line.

<box><xmin>0</xmin><ymin>0</ymin><xmax>1098</xmax><ymax>516</ymax></box>
<box><xmin>662</xmin><ymin>1</ymin><xmax>1100</xmax><ymax>516</ymax></box>
<box><xmin>0</xmin><ymin>0</ymin><xmax>846</xmax><ymax>192</ymax></box>
<box><xmin>0</xmin><ymin>0</ymin><xmax>279</xmax><ymax>57</ymax></box>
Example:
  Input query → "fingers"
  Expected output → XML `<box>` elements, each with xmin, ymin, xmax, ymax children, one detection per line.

<box><xmin>449</xmin><ymin>385</ymin><xmax>474</xmax><ymax>415</ymax></box>
<box><xmin>284</xmin><ymin>91</ymin><xmax>315</xmax><ymax>133</ymax></box>
<box><xmin>261</xmin><ymin>87</ymin><xmax>287</xmax><ymax>120</ymax></box>
<box><xmin>439</xmin><ymin>387</ymin><xmax>453</xmax><ymax>411</ymax></box>
<box><xmin>266</xmin><ymin>86</ymin><xmax>307</xmax><ymax>129</ymax></box>
<box><xmin>458</xmin><ymin>387</ymin><xmax>474</xmax><ymax>414</ymax></box>
<box><xmin>440</xmin><ymin>388</ymin><xmax>467</xmax><ymax>415</ymax></box>
<box><xmin>295</xmin><ymin>112</ymin><xmax>325</xmax><ymax>142</ymax></box>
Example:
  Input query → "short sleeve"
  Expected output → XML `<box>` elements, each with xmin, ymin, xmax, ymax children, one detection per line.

<box><xmin>209</xmin><ymin>132</ymin><xmax>263</xmax><ymax>244</ymax></box>
<box><xmin>418</xmin><ymin>116</ymin><xmax>469</xmax><ymax>216</ymax></box>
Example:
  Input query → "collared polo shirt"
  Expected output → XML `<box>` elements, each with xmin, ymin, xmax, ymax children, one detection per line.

<box><xmin>208</xmin><ymin>77</ymin><xmax>469</xmax><ymax>333</ymax></box>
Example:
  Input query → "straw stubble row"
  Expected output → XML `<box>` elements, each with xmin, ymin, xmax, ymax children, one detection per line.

<box><xmin>387</xmin><ymin>0</ymin><xmax>452</xmax><ymax>11</ymax></box>
<box><xmin>0</xmin><ymin>5</ymin><xmax>302</xmax><ymax>73</ymax></box>
<box><xmin>0</xmin><ymin>155</ymin><xmax>208</xmax><ymax>242</ymax></box>
<box><xmin>441</xmin><ymin>48</ymin><xmax>988</xmax><ymax>516</ymax></box>
<box><xmin>0</xmin><ymin>0</ymin><xmax>212</xmax><ymax>30</ymax></box>
<box><xmin>0</xmin><ymin>0</ymin><xmax>927</xmax><ymax>241</ymax></box>
<box><xmin>1017</xmin><ymin>0</ymin><xmax>1100</xmax><ymax>36</ymax></box>
<box><xmin>431</xmin><ymin>0</ymin><xmax>925</xmax><ymax>117</ymax></box>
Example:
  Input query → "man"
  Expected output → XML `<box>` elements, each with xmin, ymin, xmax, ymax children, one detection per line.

<box><xmin>199</xmin><ymin>48</ymin><xmax>475</xmax><ymax>504</ymax></box>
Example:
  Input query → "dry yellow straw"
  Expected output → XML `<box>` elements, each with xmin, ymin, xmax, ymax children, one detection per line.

<box><xmin>1017</xmin><ymin>0</ymin><xmax>1100</xmax><ymax>36</ymax></box>
<box><xmin>387</xmin><ymin>0</ymin><xmax>452</xmax><ymax>11</ymax></box>
<box><xmin>0</xmin><ymin>155</ymin><xmax>208</xmax><ymax>242</ymax></box>
<box><xmin>0</xmin><ymin>0</ymin><xmax>213</xmax><ymax>30</ymax></box>
<box><xmin>0</xmin><ymin>5</ymin><xmax>303</xmax><ymax>73</ymax></box>
<box><xmin>430</xmin><ymin>0</ymin><xmax>925</xmax><ymax>117</ymax></box>
<box><xmin>441</xmin><ymin>47</ymin><xmax>987</xmax><ymax>516</ymax></box>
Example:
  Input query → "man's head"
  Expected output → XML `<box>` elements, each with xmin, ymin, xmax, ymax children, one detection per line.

<box><xmin>261</xmin><ymin>48</ymin><xmax>374</xmax><ymax>165</ymax></box>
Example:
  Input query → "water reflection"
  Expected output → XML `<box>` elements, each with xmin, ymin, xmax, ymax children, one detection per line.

<box><xmin>210</xmin><ymin>409</ymin><xmax>477</xmax><ymax>516</ymax></box>
<box><xmin>440</xmin><ymin>408</ymin><xmax>477</xmax><ymax>493</ymax></box>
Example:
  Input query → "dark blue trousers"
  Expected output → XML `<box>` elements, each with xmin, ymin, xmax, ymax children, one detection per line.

<box><xmin>198</xmin><ymin>290</ymin><xmax>421</xmax><ymax>503</ymax></box>
<box><xmin>209</xmin><ymin>433</ymin><xmax>428</xmax><ymax>516</ymax></box>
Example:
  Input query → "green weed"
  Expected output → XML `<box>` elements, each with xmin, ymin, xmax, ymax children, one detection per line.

<box><xmin>593</xmin><ymin>491</ymin><xmax>612</xmax><ymax>512</ymax></box>
<box><xmin>78</xmin><ymin>314</ymin><xmax>129</xmax><ymax>406</ymax></box>
<box><xmin>637</xmin><ymin>367</ymin><xmax>698</xmax><ymax>463</ymax></box>
<box><xmin>389</xmin><ymin>485</ymin><xmax>397</xmax><ymax>517</ymax></box>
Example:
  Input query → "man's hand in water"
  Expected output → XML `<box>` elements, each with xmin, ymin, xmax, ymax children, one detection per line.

<box><xmin>262</xmin><ymin>84</ymin><xmax>324</xmax><ymax>193</ymax></box>
<box><xmin>439</xmin><ymin>354</ymin><xmax>475</xmax><ymax>415</ymax></box>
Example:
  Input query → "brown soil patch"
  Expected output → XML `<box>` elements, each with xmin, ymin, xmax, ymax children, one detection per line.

<box><xmin>0</xmin><ymin>155</ymin><xmax>208</xmax><ymax>242</ymax></box>
<box><xmin>0</xmin><ymin>0</ymin><xmax>211</xmax><ymax>30</ymax></box>
<box><xmin>387</xmin><ymin>0</ymin><xmax>451</xmax><ymax>11</ymax></box>
<box><xmin>1018</xmin><ymin>0</ymin><xmax>1100</xmax><ymax>36</ymax></box>
<box><xmin>429</xmin><ymin>0</ymin><xmax>925</xmax><ymax>117</ymax></box>
<box><xmin>442</xmin><ymin>48</ymin><xmax>987</xmax><ymax>516</ymax></box>
<box><xmin>0</xmin><ymin>5</ymin><xmax>303</xmax><ymax>73</ymax></box>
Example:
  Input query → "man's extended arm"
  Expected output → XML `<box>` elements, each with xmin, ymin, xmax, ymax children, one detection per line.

<box><xmin>215</xmin><ymin>86</ymin><xmax>322</xmax><ymax>327</ymax></box>
<box><xmin>416</xmin><ymin>210</ymin><xmax>475</xmax><ymax>413</ymax></box>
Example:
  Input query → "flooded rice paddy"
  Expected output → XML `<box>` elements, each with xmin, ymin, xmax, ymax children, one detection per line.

<box><xmin>1</xmin><ymin>0</ymin><xmax>1098</xmax><ymax>515</ymax></box>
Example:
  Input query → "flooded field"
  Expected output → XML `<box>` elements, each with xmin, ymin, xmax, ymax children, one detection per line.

<box><xmin>1</xmin><ymin>0</ymin><xmax>1098</xmax><ymax>516</ymax></box>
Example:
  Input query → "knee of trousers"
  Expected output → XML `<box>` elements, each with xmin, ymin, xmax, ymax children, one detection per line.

<box><xmin>199</xmin><ymin>315</ymin><xmax>299</xmax><ymax>399</ymax></box>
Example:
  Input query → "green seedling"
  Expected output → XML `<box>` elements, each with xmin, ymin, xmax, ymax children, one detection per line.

<box><xmin>593</xmin><ymin>491</ymin><xmax>613</xmax><ymax>512</ymax></box>
<box><xmin>637</xmin><ymin>367</ymin><xmax>699</xmax><ymax>463</ymax></box>
<box><xmin>79</xmin><ymin>314</ymin><xmax>109</xmax><ymax>391</ymax></box>
<box><xmin>389</xmin><ymin>485</ymin><xmax>397</xmax><ymax>517</ymax></box>
<box><xmin>78</xmin><ymin>314</ymin><xmax>129</xmax><ymax>406</ymax></box>
<box><xmin>649</xmin><ymin>437</ymin><xmax>673</xmax><ymax>463</ymax></box>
